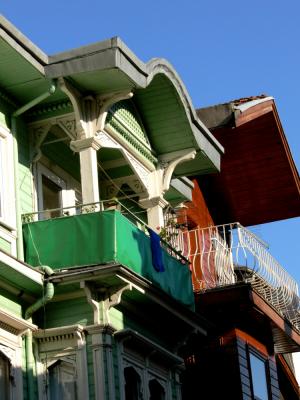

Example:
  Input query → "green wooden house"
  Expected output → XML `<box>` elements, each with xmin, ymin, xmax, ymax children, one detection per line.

<box><xmin>0</xmin><ymin>15</ymin><xmax>223</xmax><ymax>399</ymax></box>
<box><xmin>1</xmin><ymin>15</ymin><xmax>299</xmax><ymax>400</ymax></box>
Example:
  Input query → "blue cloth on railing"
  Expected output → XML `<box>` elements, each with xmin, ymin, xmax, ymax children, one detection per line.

<box><xmin>147</xmin><ymin>228</ymin><xmax>165</xmax><ymax>272</ymax></box>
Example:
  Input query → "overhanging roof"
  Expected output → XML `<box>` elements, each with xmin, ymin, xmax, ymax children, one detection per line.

<box><xmin>0</xmin><ymin>15</ymin><xmax>49</xmax><ymax>105</ymax></box>
<box><xmin>45</xmin><ymin>38</ymin><xmax>223</xmax><ymax>175</ymax></box>
<box><xmin>0</xmin><ymin>15</ymin><xmax>223</xmax><ymax>177</ymax></box>
<box><xmin>197</xmin><ymin>96</ymin><xmax>300</xmax><ymax>226</ymax></box>
<box><xmin>196</xmin><ymin>283</ymin><xmax>300</xmax><ymax>354</ymax></box>
<box><xmin>0</xmin><ymin>250</ymin><xmax>43</xmax><ymax>296</ymax></box>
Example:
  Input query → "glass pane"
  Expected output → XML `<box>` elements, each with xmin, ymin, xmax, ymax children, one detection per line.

<box><xmin>249</xmin><ymin>353</ymin><xmax>269</xmax><ymax>400</ymax></box>
<box><xmin>42</xmin><ymin>175</ymin><xmax>62</xmax><ymax>218</ymax></box>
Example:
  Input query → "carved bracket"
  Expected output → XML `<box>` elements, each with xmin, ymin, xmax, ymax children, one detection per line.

<box><xmin>96</xmin><ymin>91</ymin><xmax>133</xmax><ymax>132</ymax></box>
<box><xmin>103</xmin><ymin>284</ymin><xmax>132</xmax><ymax>325</ymax></box>
<box><xmin>31</xmin><ymin>123</ymin><xmax>52</xmax><ymax>162</ymax></box>
<box><xmin>159</xmin><ymin>149</ymin><xmax>196</xmax><ymax>193</ymax></box>
<box><xmin>58</xmin><ymin>78</ymin><xmax>86</xmax><ymax>138</ymax></box>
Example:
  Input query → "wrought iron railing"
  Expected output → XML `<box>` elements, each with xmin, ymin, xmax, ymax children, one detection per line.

<box><xmin>180</xmin><ymin>222</ymin><xmax>300</xmax><ymax>331</ymax></box>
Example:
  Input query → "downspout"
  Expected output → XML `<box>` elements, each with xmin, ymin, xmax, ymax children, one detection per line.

<box><xmin>24</xmin><ymin>266</ymin><xmax>55</xmax><ymax>400</ymax></box>
<box><xmin>11</xmin><ymin>81</ymin><xmax>56</xmax><ymax>261</ymax></box>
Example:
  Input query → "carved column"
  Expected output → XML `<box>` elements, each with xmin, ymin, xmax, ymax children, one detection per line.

<box><xmin>70</xmin><ymin>137</ymin><xmax>101</xmax><ymax>206</ymax></box>
<box><xmin>140</xmin><ymin>196</ymin><xmax>168</xmax><ymax>231</ymax></box>
<box><xmin>87</xmin><ymin>324</ymin><xmax>116</xmax><ymax>400</ymax></box>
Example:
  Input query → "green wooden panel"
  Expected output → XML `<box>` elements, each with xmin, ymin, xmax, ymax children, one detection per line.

<box><xmin>36</xmin><ymin>297</ymin><xmax>93</xmax><ymax>329</ymax></box>
<box><xmin>0</xmin><ymin>292</ymin><xmax>22</xmax><ymax>317</ymax></box>
<box><xmin>17</xmin><ymin>118</ymin><xmax>34</xmax><ymax>214</ymax></box>
<box><xmin>86</xmin><ymin>335</ymin><xmax>95</xmax><ymax>400</ymax></box>
<box><xmin>0</xmin><ymin>237</ymin><xmax>11</xmax><ymax>253</ymax></box>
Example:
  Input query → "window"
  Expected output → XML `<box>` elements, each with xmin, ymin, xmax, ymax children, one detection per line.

<box><xmin>48</xmin><ymin>359</ymin><xmax>77</xmax><ymax>400</ymax></box>
<box><xmin>36</xmin><ymin>162</ymin><xmax>81</xmax><ymax>220</ymax></box>
<box><xmin>0</xmin><ymin>352</ymin><xmax>11</xmax><ymax>399</ymax></box>
<box><xmin>249</xmin><ymin>351</ymin><xmax>269</xmax><ymax>400</ymax></box>
<box><xmin>117</xmin><ymin>329</ymin><xmax>181</xmax><ymax>400</ymax></box>
<box><xmin>124</xmin><ymin>367</ymin><xmax>142</xmax><ymax>400</ymax></box>
<box><xmin>34</xmin><ymin>326</ymin><xmax>88</xmax><ymax>400</ymax></box>
<box><xmin>123</xmin><ymin>366</ymin><xmax>167</xmax><ymax>400</ymax></box>
<box><xmin>0</xmin><ymin>126</ymin><xmax>15</xmax><ymax>226</ymax></box>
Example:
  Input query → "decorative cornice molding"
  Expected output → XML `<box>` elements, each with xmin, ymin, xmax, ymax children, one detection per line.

<box><xmin>27</xmin><ymin>99</ymin><xmax>72</xmax><ymax>117</ymax></box>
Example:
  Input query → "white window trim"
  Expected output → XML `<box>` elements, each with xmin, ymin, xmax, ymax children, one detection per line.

<box><xmin>122</xmin><ymin>355</ymin><xmax>171</xmax><ymax>400</ymax></box>
<box><xmin>0</xmin><ymin>318</ymin><xmax>33</xmax><ymax>400</ymax></box>
<box><xmin>34</xmin><ymin>158</ymin><xmax>81</xmax><ymax>219</ymax></box>
<box><xmin>0</xmin><ymin>125</ymin><xmax>17</xmax><ymax>254</ymax></box>
<box><xmin>116</xmin><ymin>329</ymin><xmax>183</xmax><ymax>400</ymax></box>
<box><xmin>34</xmin><ymin>325</ymin><xmax>89</xmax><ymax>400</ymax></box>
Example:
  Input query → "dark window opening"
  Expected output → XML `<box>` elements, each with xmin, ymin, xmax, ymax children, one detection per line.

<box><xmin>124</xmin><ymin>366</ymin><xmax>142</xmax><ymax>400</ymax></box>
<box><xmin>149</xmin><ymin>378</ymin><xmax>165</xmax><ymax>400</ymax></box>
<box><xmin>42</xmin><ymin>175</ymin><xmax>62</xmax><ymax>218</ymax></box>
<box><xmin>0</xmin><ymin>352</ymin><xmax>11</xmax><ymax>399</ymax></box>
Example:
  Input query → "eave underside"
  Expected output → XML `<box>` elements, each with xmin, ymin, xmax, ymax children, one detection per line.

<box><xmin>196</xmin><ymin>284</ymin><xmax>300</xmax><ymax>354</ymax></box>
<box><xmin>197</xmin><ymin>106</ymin><xmax>300</xmax><ymax>226</ymax></box>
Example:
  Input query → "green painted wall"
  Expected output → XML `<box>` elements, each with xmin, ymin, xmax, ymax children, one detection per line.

<box><xmin>0</xmin><ymin>290</ymin><xmax>22</xmax><ymax>317</ymax></box>
<box><xmin>0</xmin><ymin>236</ymin><xmax>11</xmax><ymax>253</ymax></box>
<box><xmin>16</xmin><ymin>118</ymin><xmax>34</xmax><ymax>214</ymax></box>
<box><xmin>35</xmin><ymin>297</ymin><xmax>93</xmax><ymax>328</ymax></box>
<box><xmin>86</xmin><ymin>335</ymin><xmax>95</xmax><ymax>400</ymax></box>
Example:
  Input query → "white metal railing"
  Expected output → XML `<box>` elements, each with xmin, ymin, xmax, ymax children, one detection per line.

<box><xmin>180</xmin><ymin>222</ymin><xmax>300</xmax><ymax>331</ymax></box>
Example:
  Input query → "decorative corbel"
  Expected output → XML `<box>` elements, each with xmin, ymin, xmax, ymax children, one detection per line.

<box><xmin>96</xmin><ymin>91</ymin><xmax>134</xmax><ymax>132</ymax></box>
<box><xmin>104</xmin><ymin>284</ymin><xmax>132</xmax><ymax>324</ymax></box>
<box><xmin>58</xmin><ymin>77</ymin><xmax>86</xmax><ymax>138</ymax></box>
<box><xmin>160</xmin><ymin>148</ymin><xmax>196</xmax><ymax>193</ymax></box>
<box><xmin>31</xmin><ymin>122</ymin><xmax>52</xmax><ymax>162</ymax></box>
<box><xmin>81</xmin><ymin>281</ymin><xmax>100</xmax><ymax>325</ymax></box>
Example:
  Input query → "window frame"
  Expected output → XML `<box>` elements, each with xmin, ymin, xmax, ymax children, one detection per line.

<box><xmin>47</xmin><ymin>357</ymin><xmax>78</xmax><ymax>400</ymax></box>
<box><xmin>35</xmin><ymin>160</ymin><xmax>81</xmax><ymax>219</ymax></box>
<box><xmin>0</xmin><ymin>125</ymin><xmax>17</xmax><ymax>255</ymax></box>
<box><xmin>34</xmin><ymin>325</ymin><xmax>89</xmax><ymax>400</ymax></box>
<box><xmin>0</xmin><ymin>330</ymin><xmax>25</xmax><ymax>400</ymax></box>
<box><xmin>119</xmin><ymin>345</ymin><xmax>174</xmax><ymax>400</ymax></box>
<box><xmin>247</xmin><ymin>346</ymin><xmax>271</xmax><ymax>400</ymax></box>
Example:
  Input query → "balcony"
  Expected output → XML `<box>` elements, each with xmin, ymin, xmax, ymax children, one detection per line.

<box><xmin>180</xmin><ymin>223</ymin><xmax>300</xmax><ymax>332</ymax></box>
<box><xmin>22</xmin><ymin>201</ymin><xmax>194</xmax><ymax>310</ymax></box>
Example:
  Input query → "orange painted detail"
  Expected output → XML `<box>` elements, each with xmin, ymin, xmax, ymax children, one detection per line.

<box><xmin>180</xmin><ymin>180</ymin><xmax>216</xmax><ymax>291</ymax></box>
<box><xmin>222</xmin><ymin>328</ymin><xmax>269</xmax><ymax>357</ymax></box>
<box><xmin>184</xmin><ymin>180</ymin><xmax>215</xmax><ymax>228</ymax></box>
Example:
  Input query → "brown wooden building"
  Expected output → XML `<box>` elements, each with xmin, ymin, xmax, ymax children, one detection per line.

<box><xmin>180</xmin><ymin>96</ymin><xmax>300</xmax><ymax>399</ymax></box>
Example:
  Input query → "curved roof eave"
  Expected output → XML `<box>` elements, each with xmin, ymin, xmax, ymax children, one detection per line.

<box><xmin>45</xmin><ymin>37</ymin><xmax>223</xmax><ymax>158</ymax></box>
<box><xmin>145</xmin><ymin>58</ymin><xmax>224</xmax><ymax>155</ymax></box>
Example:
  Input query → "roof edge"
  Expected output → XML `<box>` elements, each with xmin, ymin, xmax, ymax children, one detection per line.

<box><xmin>0</xmin><ymin>15</ymin><xmax>48</xmax><ymax>66</ymax></box>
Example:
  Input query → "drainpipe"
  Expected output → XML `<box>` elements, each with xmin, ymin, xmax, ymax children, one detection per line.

<box><xmin>24</xmin><ymin>266</ymin><xmax>55</xmax><ymax>400</ymax></box>
<box><xmin>11</xmin><ymin>81</ymin><xmax>56</xmax><ymax>261</ymax></box>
